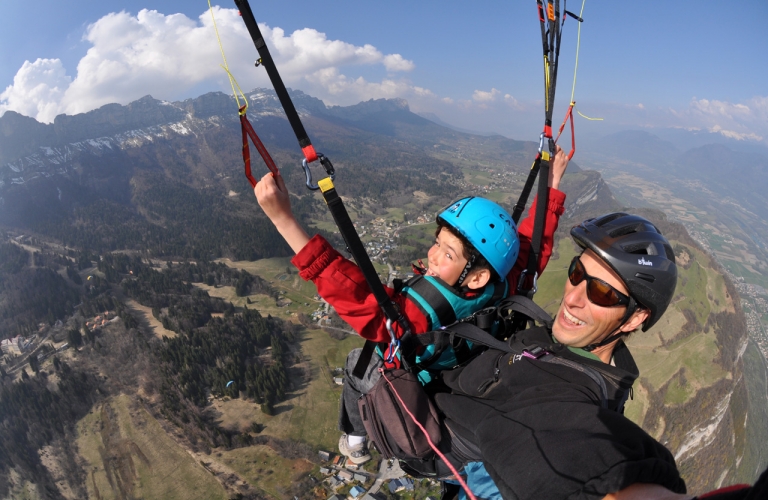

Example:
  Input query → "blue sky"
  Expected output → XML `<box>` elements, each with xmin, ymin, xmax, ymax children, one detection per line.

<box><xmin>1</xmin><ymin>0</ymin><xmax>767</xmax><ymax>144</ymax></box>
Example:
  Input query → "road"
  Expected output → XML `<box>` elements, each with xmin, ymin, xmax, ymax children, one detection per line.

<box><xmin>368</xmin><ymin>458</ymin><xmax>405</xmax><ymax>495</ymax></box>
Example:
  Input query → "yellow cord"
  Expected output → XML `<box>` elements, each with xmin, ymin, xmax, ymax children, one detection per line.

<box><xmin>577</xmin><ymin>110</ymin><xmax>603</xmax><ymax>121</ymax></box>
<box><xmin>568</xmin><ymin>0</ymin><xmax>603</xmax><ymax>121</ymax></box>
<box><xmin>208</xmin><ymin>0</ymin><xmax>249</xmax><ymax>114</ymax></box>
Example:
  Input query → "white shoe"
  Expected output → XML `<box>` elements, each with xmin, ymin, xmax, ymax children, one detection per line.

<box><xmin>338</xmin><ymin>434</ymin><xmax>371</xmax><ymax>465</ymax></box>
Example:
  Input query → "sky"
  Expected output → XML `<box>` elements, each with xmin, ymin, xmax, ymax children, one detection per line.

<box><xmin>1</xmin><ymin>0</ymin><xmax>767</xmax><ymax>144</ymax></box>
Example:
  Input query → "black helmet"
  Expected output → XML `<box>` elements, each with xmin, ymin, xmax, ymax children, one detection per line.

<box><xmin>570</xmin><ymin>212</ymin><xmax>677</xmax><ymax>331</ymax></box>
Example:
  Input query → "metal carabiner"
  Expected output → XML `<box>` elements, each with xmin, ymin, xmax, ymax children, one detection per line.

<box><xmin>517</xmin><ymin>269</ymin><xmax>539</xmax><ymax>296</ymax></box>
<box><xmin>301</xmin><ymin>153</ymin><xmax>336</xmax><ymax>190</ymax></box>
<box><xmin>385</xmin><ymin>318</ymin><xmax>400</xmax><ymax>363</ymax></box>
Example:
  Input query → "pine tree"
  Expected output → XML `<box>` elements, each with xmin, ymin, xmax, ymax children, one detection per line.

<box><xmin>28</xmin><ymin>355</ymin><xmax>40</xmax><ymax>374</ymax></box>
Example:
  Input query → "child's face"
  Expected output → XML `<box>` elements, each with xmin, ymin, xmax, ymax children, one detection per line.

<box><xmin>426</xmin><ymin>228</ymin><xmax>469</xmax><ymax>286</ymax></box>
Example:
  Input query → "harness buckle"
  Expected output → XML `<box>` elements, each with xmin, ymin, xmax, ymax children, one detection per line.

<box><xmin>516</xmin><ymin>269</ymin><xmax>538</xmax><ymax>296</ymax></box>
<box><xmin>522</xmin><ymin>346</ymin><xmax>548</xmax><ymax>359</ymax></box>
<box><xmin>302</xmin><ymin>152</ymin><xmax>336</xmax><ymax>190</ymax></box>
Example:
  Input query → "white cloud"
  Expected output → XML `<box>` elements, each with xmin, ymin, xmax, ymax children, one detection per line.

<box><xmin>685</xmin><ymin>97</ymin><xmax>766</xmax><ymax>142</ymax></box>
<box><xmin>0</xmin><ymin>59</ymin><xmax>71</xmax><ymax>123</ymax></box>
<box><xmin>0</xmin><ymin>7</ymin><xmax>420</xmax><ymax>123</ymax></box>
<box><xmin>472</xmin><ymin>88</ymin><xmax>501</xmax><ymax>102</ymax></box>
<box><xmin>383</xmin><ymin>54</ymin><xmax>415</xmax><ymax>72</ymax></box>
<box><xmin>504</xmin><ymin>94</ymin><xmax>520</xmax><ymax>108</ymax></box>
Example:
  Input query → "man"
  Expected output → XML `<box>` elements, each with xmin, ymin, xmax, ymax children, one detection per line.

<box><xmin>434</xmin><ymin>212</ymin><xmax>687</xmax><ymax>499</ymax></box>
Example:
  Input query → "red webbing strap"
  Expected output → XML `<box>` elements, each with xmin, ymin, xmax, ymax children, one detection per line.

<box><xmin>554</xmin><ymin>103</ymin><xmax>576</xmax><ymax>160</ymax></box>
<box><xmin>235</xmin><ymin>0</ymin><xmax>319</xmax><ymax>165</ymax></box>
<box><xmin>239</xmin><ymin>107</ymin><xmax>278</xmax><ymax>188</ymax></box>
<box><xmin>378</xmin><ymin>368</ymin><xmax>478</xmax><ymax>500</ymax></box>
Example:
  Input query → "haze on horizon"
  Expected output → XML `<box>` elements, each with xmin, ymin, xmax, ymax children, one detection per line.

<box><xmin>0</xmin><ymin>0</ymin><xmax>766</xmax><ymax>145</ymax></box>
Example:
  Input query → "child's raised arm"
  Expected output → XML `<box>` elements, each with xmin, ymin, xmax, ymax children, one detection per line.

<box><xmin>548</xmin><ymin>144</ymin><xmax>569</xmax><ymax>190</ymax></box>
<box><xmin>254</xmin><ymin>172</ymin><xmax>310</xmax><ymax>254</ymax></box>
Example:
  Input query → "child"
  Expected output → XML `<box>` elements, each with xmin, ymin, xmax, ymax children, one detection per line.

<box><xmin>254</xmin><ymin>146</ymin><xmax>569</xmax><ymax>464</ymax></box>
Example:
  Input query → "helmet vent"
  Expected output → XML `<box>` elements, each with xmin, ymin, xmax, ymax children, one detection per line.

<box><xmin>635</xmin><ymin>272</ymin><xmax>656</xmax><ymax>283</ymax></box>
<box><xmin>622</xmin><ymin>243</ymin><xmax>653</xmax><ymax>255</ymax></box>
<box><xmin>595</xmin><ymin>212</ymin><xmax>626</xmax><ymax>227</ymax></box>
<box><xmin>609</xmin><ymin>223</ymin><xmax>642</xmax><ymax>238</ymax></box>
<box><xmin>481</xmin><ymin>238</ymin><xmax>486</xmax><ymax>243</ymax></box>
<box><xmin>489</xmin><ymin>223</ymin><xmax>495</xmax><ymax>229</ymax></box>
<box><xmin>664</xmin><ymin>245</ymin><xmax>675</xmax><ymax>261</ymax></box>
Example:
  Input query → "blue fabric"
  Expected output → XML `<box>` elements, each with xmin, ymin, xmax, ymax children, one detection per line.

<box><xmin>459</xmin><ymin>462</ymin><xmax>503</xmax><ymax>500</ymax></box>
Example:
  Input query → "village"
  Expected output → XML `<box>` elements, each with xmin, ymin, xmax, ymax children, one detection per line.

<box><xmin>312</xmin><ymin>447</ymin><xmax>439</xmax><ymax>500</ymax></box>
<box><xmin>0</xmin><ymin>311</ymin><xmax>117</xmax><ymax>379</ymax></box>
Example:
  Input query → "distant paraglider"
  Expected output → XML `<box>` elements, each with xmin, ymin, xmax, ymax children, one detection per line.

<box><xmin>226</xmin><ymin>380</ymin><xmax>234</xmax><ymax>388</ymax></box>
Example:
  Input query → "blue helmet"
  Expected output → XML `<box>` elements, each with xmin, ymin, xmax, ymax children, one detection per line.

<box><xmin>436</xmin><ymin>197</ymin><xmax>519</xmax><ymax>281</ymax></box>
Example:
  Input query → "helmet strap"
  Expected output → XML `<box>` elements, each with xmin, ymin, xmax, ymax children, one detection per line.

<box><xmin>583</xmin><ymin>297</ymin><xmax>637</xmax><ymax>352</ymax></box>
<box><xmin>455</xmin><ymin>254</ymin><xmax>477</xmax><ymax>287</ymax></box>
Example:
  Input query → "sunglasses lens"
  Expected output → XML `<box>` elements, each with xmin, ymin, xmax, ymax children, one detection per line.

<box><xmin>568</xmin><ymin>258</ymin><xmax>585</xmax><ymax>286</ymax></box>
<box><xmin>587</xmin><ymin>279</ymin><xmax>620</xmax><ymax>307</ymax></box>
<box><xmin>569</xmin><ymin>257</ymin><xmax>626</xmax><ymax>307</ymax></box>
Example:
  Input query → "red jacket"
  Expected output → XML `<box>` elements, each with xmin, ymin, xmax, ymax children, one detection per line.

<box><xmin>292</xmin><ymin>189</ymin><xmax>566</xmax><ymax>343</ymax></box>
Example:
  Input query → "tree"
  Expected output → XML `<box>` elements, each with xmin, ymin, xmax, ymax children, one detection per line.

<box><xmin>67</xmin><ymin>328</ymin><xmax>83</xmax><ymax>348</ymax></box>
<box><xmin>52</xmin><ymin>356</ymin><xmax>61</xmax><ymax>372</ymax></box>
<box><xmin>21</xmin><ymin>368</ymin><xmax>30</xmax><ymax>381</ymax></box>
<box><xmin>28</xmin><ymin>355</ymin><xmax>40</xmax><ymax>374</ymax></box>
<box><xmin>261</xmin><ymin>401</ymin><xmax>274</xmax><ymax>416</ymax></box>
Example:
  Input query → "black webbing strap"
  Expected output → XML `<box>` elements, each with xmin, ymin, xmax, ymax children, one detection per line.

<box><xmin>425</xmin><ymin>322</ymin><xmax>515</xmax><ymax>354</ymax></box>
<box><xmin>511</xmin><ymin>156</ymin><xmax>541</xmax><ymax>224</ymax></box>
<box><xmin>401</xmin><ymin>295</ymin><xmax>553</xmax><ymax>368</ymax></box>
<box><xmin>515</xmin><ymin>0</ymin><xmax>571</xmax><ymax>298</ymax></box>
<box><xmin>497</xmin><ymin>294</ymin><xmax>554</xmax><ymax>327</ymax></box>
<box><xmin>234</xmin><ymin>0</ymin><xmax>318</xmax><ymax>162</ymax></box>
<box><xmin>403</xmin><ymin>275</ymin><xmax>458</xmax><ymax>329</ymax></box>
<box><xmin>316</xmin><ymin>177</ymin><xmax>410</xmax><ymax>377</ymax></box>
<box><xmin>234</xmin><ymin>0</ymin><xmax>411</xmax><ymax>377</ymax></box>
<box><xmin>518</xmin><ymin>158</ymin><xmax>549</xmax><ymax>298</ymax></box>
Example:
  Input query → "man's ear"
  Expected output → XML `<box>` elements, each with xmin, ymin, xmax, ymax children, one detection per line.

<box><xmin>620</xmin><ymin>307</ymin><xmax>649</xmax><ymax>332</ymax></box>
<box><xmin>465</xmin><ymin>268</ymin><xmax>491</xmax><ymax>289</ymax></box>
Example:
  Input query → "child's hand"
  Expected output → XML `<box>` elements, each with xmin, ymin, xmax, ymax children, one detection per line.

<box><xmin>254</xmin><ymin>172</ymin><xmax>294</xmax><ymax>225</ymax></box>
<box><xmin>548</xmin><ymin>145</ymin><xmax>569</xmax><ymax>190</ymax></box>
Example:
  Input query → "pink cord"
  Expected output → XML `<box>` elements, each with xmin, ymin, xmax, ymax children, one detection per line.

<box><xmin>378</xmin><ymin>368</ymin><xmax>478</xmax><ymax>500</ymax></box>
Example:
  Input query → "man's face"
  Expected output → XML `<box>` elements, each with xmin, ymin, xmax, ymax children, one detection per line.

<box><xmin>552</xmin><ymin>249</ymin><xmax>630</xmax><ymax>348</ymax></box>
<box><xmin>426</xmin><ymin>227</ymin><xmax>469</xmax><ymax>286</ymax></box>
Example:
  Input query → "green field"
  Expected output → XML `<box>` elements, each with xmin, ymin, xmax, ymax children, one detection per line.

<box><xmin>677</xmin><ymin>260</ymin><xmax>711</xmax><ymax>325</ymax></box>
<box><xmin>531</xmin><ymin>238</ymin><xmax>580</xmax><ymax>314</ymax></box>
<box><xmin>210</xmin><ymin>326</ymin><xmax>364</xmax><ymax>452</ymax></box>
<box><xmin>217</xmin><ymin>445</ymin><xmax>315</xmax><ymax>499</ymax></box>
<box><xmin>76</xmin><ymin>394</ymin><xmax>228</xmax><ymax>500</ymax></box>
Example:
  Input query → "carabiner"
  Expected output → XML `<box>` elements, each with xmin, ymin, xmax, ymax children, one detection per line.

<box><xmin>516</xmin><ymin>269</ymin><xmax>539</xmax><ymax>296</ymax></box>
<box><xmin>301</xmin><ymin>153</ymin><xmax>336</xmax><ymax>190</ymax></box>
<box><xmin>385</xmin><ymin>318</ymin><xmax>400</xmax><ymax>363</ymax></box>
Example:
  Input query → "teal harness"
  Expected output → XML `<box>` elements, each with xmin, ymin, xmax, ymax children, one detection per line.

<box><xmin>385</xmin><ymin>275</ymin><xmax>508</xmax><ymax>384</ymax></box>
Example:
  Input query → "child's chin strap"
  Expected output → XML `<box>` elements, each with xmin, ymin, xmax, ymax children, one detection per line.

<box><xmin>456</xmin><ymin>255</ymin><xmax>477</xmax><ymax>287</ymax></box>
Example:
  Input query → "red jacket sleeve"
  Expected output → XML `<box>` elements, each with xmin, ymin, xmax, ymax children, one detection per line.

<box><xmin>291</xmin><ymin>234</ymin><xmax>427</xmax><ymax>343</ymax></box>
<box><xmin>507</xmin><ymin>188</ymin><xmax>566</xmax><ymax>289</ymax></box>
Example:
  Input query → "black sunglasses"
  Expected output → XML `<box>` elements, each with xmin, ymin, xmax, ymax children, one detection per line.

<box><xmin>568</xmin><ymin>257</ymin><xmax>630</xmax><ymax>307</ymax></box>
